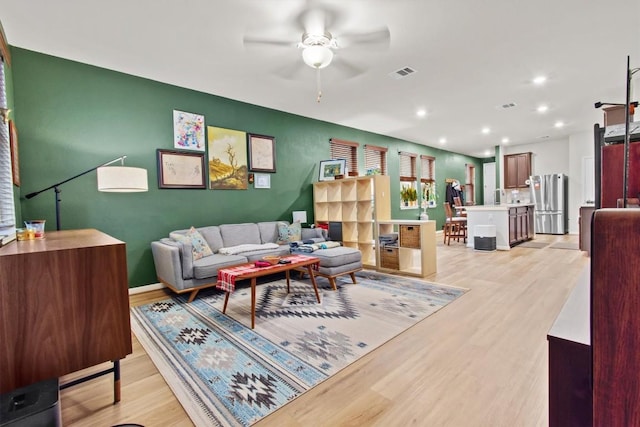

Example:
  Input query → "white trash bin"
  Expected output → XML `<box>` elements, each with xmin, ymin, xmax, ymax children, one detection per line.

<box><xmin>474</xmin><ymin>225</ymin><xmax>496</xmax><ymax>251</ymax></box>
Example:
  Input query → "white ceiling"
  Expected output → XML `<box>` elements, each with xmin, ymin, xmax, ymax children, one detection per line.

<box><xmin>2</xmin><ymin>0</ymin><xmax>639</xmax><ymax>157</ymax></box>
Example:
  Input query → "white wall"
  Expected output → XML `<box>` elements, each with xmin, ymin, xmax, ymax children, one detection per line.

<box><xmin>501</xmin><ymin>131</ymin><xmax>594</xmax><ymax>234</ymax></box>
<box><xmin>569</xmin><ymin>131</ymin><xmax>595</xmax><ymax>233</ymax></box>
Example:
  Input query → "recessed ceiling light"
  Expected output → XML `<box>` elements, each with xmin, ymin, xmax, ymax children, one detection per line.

<box><xmin>501</xmin><ymin>137</ymin><xmax>509</xmax><ymax>144</ymax></box>
<box><xmin>482</xmin><ymin>127</ymin><xmax>491</xmax><ymax>134</ymax></box>
<box><xmin>439</xmin><ymin>137</ymin><xmax>447</xmax><ymax>144</ymax></box>
<box><xmin>484</xmin><ymin>150</ymin><xmax>491</xmax><ymax>157</ymax></box>
<box><xmin>554</xmin><ymin>121</ymin><xmax>564</xmax><ymax>128</ymax></box>
<box><xmin>533</xmin><ymin>75</ymin><xmax>547</xmax><ymax>85</ymax></box>
<box><xmin>537</xmin><ymin>105</ymin><xmax>549</xmax><ymax>113</ymax></box>
<box><xmin>416</xmin><ymin>109</ymin><xmax>427</xmax><ymax>118</ymax></box>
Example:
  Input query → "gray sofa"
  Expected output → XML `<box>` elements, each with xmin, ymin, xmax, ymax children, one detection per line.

<box><xmin>151</xmin><ymin>221</ymin><xmax>362</xmax><ymax>302</ymax></box>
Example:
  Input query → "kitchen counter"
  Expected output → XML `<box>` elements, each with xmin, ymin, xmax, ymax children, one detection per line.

<box><xmin>464</xmin><ymin>203</ymin><xmax>535</xmax><ymax>250</ymax></box>
<box><xmin>464</xmin><ymin>202</ymin><xmax>535</xmax><ymax>211</ymax></box>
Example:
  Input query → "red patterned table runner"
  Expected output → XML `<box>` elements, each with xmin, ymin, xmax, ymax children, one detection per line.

<box><xmin>216</xmin><ymin>254</ymin><xmax>318</xmax><ymax>293</ymax></box>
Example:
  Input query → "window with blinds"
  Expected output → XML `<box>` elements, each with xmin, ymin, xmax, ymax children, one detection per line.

<box><xmin>0</xmin><ymin>56</ymin><xmax>17</xmax><ymax>238</ymax></box>
<box><xmin>399</xmin><ymin>151</ymin><xmax>418</xmax><ymax>209</ymax></box>
<box><xmin>420</xmin><ymin>155</ymin><xmax>436</xmax><ymax>208</ymax></box>
<box><xmin>364</xmin><ymin>144</ymin><xmax>387</xmax><ymax>175</ymax></box>
<box><xmin>329</xmin><ymin>138</ymin><xmax>358</xmax><ymax>175</ymax></box>
<box><xmin>399</xmin><ymin>151</ymin><xmax>417</xmax><ymax>181</ymax></box>
<box><xmin>420</xmin><ymin>155</ymin><xmax>435</xmax><ymax>182</ymax></box>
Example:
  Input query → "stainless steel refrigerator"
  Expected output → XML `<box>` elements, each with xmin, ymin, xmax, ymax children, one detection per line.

<box><xmin>529</xmin><ymin>174</ymin><xmax>568</xmax><ymax>234</ymax></box>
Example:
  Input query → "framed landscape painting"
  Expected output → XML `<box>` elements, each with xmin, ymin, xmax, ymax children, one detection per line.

<box><xmin>208</xmin><ymin>126</ymin><xmax>248</xmax><ymax>190</ymax></box>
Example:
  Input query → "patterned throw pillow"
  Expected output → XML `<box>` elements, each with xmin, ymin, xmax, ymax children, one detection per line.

<box><xmin>175</xmin><ymin>226</ymin><xmax>213</xmax><ymax>260</ymax></box>
<box><xmin>277</xmin><ymin>222</ymin><xmax>302</xmax><ymax>244</ymax></box>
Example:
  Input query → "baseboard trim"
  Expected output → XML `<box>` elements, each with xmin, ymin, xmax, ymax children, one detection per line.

<box><xmin>129</xmin><ymin>282</ymin><xmax>166</xmax><ymax>295</ymax></box>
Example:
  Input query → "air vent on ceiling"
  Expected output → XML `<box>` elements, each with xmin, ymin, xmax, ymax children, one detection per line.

<box><xmin>389</xmin><ymin>66</ymin><xmax>417</xmax><ymax>79</ymax></box>
<box><xmin>501</xmin><ymin>102</ymin><xmax>517</xmax><ymax>109</ymax></box>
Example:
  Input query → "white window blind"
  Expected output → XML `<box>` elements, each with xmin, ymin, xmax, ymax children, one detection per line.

<box><xmin>330</xmin><ymin>138</ymin><xmax>358</xmax><ymax>175</ymax></box>
<box><xmin>0</xmin><ymin>57</ymin><xmax>16</xmax><ymax>233</ymax></box>
<box><xmin>420</xmin><ymin>155</ymin><xmax>435</xmax><ymax>182</ymax></box>
<box><xmin>399</xmin><ymin>151</ymin><xmax>417</xmax><ymax>182</ymax></box>
<box><xmin>364</xmin><ymin>144</ymin><xmax>387</xmax><ymax>175</ymax></box>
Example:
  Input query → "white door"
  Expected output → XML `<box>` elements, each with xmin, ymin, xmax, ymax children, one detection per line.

<box><xmin>484</xmin><ymin>162</ymin><xmax>496</xmax><ymax>205</ymax></box>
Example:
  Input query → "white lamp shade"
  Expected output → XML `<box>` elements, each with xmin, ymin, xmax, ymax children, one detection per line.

<box><xmin>292</xmin><ymin>210</ymin><xmax>308</xmax><ymax>224</ymax></box>
<box><xmin>97</xmin><ymin>166</ymin><xmax>148</xmax><ymax>192</ymax></box>
<box><xmin>302</xmin><ymin>46</ymin><xmax>334</xmax><ymax>69</ymax></box>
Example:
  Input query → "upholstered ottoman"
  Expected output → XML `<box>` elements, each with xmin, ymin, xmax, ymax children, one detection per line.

<box><xmin>302</xmin><ymin>246</ymin><xmax>363</xmax><ymax>290</ymax></box>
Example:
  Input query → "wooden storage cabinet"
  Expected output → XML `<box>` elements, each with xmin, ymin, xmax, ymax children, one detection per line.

<box><xmin>547</xmin><ymin>268</ymin><xmax>592</xmax><ymax>427</ymax></box>
<box><xmin>376</xmin><ymin>220</ymin><xmax>436</xmax><ymax>277</ymax></box>
<box><xmin>0</xmin><ymin>229</ymin><xmax>132</xmax><ymax>394</ymax></box>
<box><xmin>504</xmin><ymin>152</ymin><xmax>532</xmax><ymax>189</ymax></box>
<box><xmin>313</xmin><ymin>175</ymin><xmax>390</xmax><ymax>267</ymax></box>
<box><xmin>508</xmin><ymin>206</ymin><xmax>534</xmax><ymax>246</ymax></box>
<box><xmin>600</xmin><ymin>141</ymin><xmax>640</xmax><ymax>208</ymax></box>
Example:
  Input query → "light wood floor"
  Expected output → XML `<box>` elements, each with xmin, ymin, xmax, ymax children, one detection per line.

<box><xmin>59</xmin><ymin>233</ymin><xmax>588</xmax><ymax>426</ymax></box>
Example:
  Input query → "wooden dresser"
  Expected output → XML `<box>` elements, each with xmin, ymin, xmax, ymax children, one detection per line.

<box><xmin>548</xmin><ymin>209</ymin><xmax>640</xmax><ymax>426</ymax></box>
<box><xmin>0</xmin><ymin>229</ymin><xmax>132</xmax><ymax>395</ymax></box>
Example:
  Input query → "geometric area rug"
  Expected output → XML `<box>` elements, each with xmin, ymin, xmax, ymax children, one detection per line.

<box><xmin>130</xmin><ymin>270</ymin><xmax>468</xmax><ymax>426</ymax></box>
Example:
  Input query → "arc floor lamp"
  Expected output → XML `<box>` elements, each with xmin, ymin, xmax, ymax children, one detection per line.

<box><xmin>25</xmin><ymin>156</ymin><xmax>148</xmax><ymax>230</ymax></box>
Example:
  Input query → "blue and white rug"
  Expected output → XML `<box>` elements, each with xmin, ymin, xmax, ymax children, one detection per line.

<box><xmin>130</xmin><ymin>270</ymin><xmax>467</xmax><ymax>426</ymax></box>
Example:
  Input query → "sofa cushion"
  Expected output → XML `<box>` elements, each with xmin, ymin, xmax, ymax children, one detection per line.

<box><xmin>317</xmin><ymin>260</ymin><xmax>363</xmax><ymax>276</ymax></box>
<box><xmin>172</xmin><ymin>226</ymin><xmax>213</xmax><ymax>260</ymax></box>
<box><xmin>257</xmin><ymin>221</ymin><xmax>282</xmax><ymax>244</ymax></box>
<box><xmin>301</xmin><ymin>227</ymin><xmax>326</xmax><ymax>240</ymax></box>
<box><xmin>198</xmin><ymin>226</ymin><xmax>224</xmax><ymax>252</ymax></box>
<box><xmin>277</xmin><ymin>222</ymin><xmax>302</xmax><ymax>243</ymax></box>
<box><xmin>193</xmin><ymin>254</ymin><xmax>248</xmax><ymax>280</ymax></box>
<box><xmin>219</xmin><ymin>223</ymin><xmax>262</xmax><ymax>247</ymax></box>
<box><xmin>312</xmin><ymin>246</ymin><xmax>362</xmax><ymax>267</ymax></box>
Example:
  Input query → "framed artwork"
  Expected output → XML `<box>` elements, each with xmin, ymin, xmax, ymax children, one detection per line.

<box><xmin>318</xmin><ymin>159</ymin><xmax>346</xmax><ymax>181</ymax></box>
<box><xmin>247</xmin><ymin>133</ymin><xmax>276</xmax><ymax>173</ymax></box>
<box><xmin>254</xmin><ymin>173</ymin><xmax>271</xmax><ymax>189</ymax></box>
<box><xmin>157</xmin><ymin>149</ymin><xmax>206</xmax><ymax>189</ymax></box>
<box><xmin>173</xmin><ymin>110</ymin><xmax>205</xmax><ymax>151</ymax></box>
<box><xmin>208</xmin><ymin>126</ymin><xmax>248</xmax><ymax>190</ymax></box>
<box><xmin>9</xmin><ymin>120</ymin><xmax>19</xmax><ymax>186</ymax></box>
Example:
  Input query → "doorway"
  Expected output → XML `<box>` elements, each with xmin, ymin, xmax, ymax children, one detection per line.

<box><xmin>483</xmin><ymin>162</ymin><xmax>496</xmax><ymax>205</ymax></box>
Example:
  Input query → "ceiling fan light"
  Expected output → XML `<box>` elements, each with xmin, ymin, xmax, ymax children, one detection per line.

<box><xmin>302</xmin><ymin>45</ymin><xmax>333</xmax><ymax>69</ymax></box>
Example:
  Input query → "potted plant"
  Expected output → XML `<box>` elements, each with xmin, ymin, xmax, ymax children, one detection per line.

<box><xmin>401</xmin><ymin>185</ymin><xmax>418</xmax><ymax>207</ymax></box>
<box><xmin>407</xmin><ymin>187</ymin><xmax>418</xmax><ymax>207</ymax></box>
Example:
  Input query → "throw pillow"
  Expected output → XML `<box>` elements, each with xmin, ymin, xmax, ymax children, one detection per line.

<box><xmin>277</xmin><ymin>222</ymin><xmax>302</xmax><ymax>244</ymax></box>
<box><xmin>174</xmin><ymin>227</ymin><xmax>213</xmax><ymax>260</ymax></box>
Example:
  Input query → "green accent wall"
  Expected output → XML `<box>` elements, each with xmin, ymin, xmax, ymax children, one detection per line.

<box><xmin>10</xmin><ymin>47</ymin><xmax>483</xmax><ymax>287</ymax></box>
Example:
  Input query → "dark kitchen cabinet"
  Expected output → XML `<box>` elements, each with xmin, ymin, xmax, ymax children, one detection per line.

<box><xmin>509</xmin><ymin>205</ymin><xmax>534</xmax><ymax>246</ymax></box>
<box><xmin>504</xmin><ymin>152</ymin><xmax>532</xmax><ymax>189</ymax></box>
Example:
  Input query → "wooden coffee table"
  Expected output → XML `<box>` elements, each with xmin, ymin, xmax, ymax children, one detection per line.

<box><xmin>217</xmin><ymin>254</ymin><xmax>321</xmax><ymax>328</ymax></box>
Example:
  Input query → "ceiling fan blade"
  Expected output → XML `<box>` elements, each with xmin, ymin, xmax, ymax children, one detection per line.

<box><xmin>243</xmin><ymin>35</ymin><xmax>296</xmax><ymax>48</ymax></box>
<box><xmin>295</xmin><ymin>4</ymin><xmax>340</xmax><ymax>35</ymax></box>
<box><xmin>273</xmin><ymin>60</ymin><xmax>309</xmax><ymax>81</ymax></box>
<box><xmin>338</xmin><ymin>27</ymin><xmax>391</xmax><ymax>49</ymax></box>
<box><xmin>331</xmin><ymin>56</ymin><xmax>364</xmax><ymax>79</ymax></box>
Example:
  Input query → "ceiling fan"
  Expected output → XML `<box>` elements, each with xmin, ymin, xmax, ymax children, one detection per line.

<box><xmin>243</xmin><ymin>2</ymin><xmax>390</xmax><ymax>102</ymax></box>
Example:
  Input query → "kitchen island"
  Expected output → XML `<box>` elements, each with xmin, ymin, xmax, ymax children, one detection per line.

<box><xmin>464</xmin><ymin>203</ymin><xmax>535</xmax><ymax>250</ymax></box>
